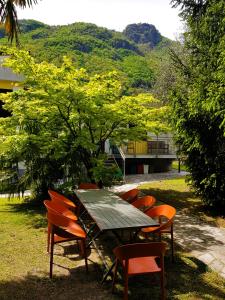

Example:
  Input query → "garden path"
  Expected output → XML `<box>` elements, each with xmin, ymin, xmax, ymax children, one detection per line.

<box><xmin>110</xmin><ymin>171</ymin><xmax>225</xmax><ymax>279</ymax></box>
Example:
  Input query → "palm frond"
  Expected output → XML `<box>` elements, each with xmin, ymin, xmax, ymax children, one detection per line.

<box><xmin>14</xmin><ymin>0</ymin><xmax>38</xmax><ymax>8</ymax></box>
<box><xmin>0</xmin><ymin>0</ymin><xmax>38</xmax><ymax>44</ymax></box>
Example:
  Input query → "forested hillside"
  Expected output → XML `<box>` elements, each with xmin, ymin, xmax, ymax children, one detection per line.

<box><xmin>0</xmin><ymin>20</ymin><xmax>176</xmax><ymax>96</ymax></box>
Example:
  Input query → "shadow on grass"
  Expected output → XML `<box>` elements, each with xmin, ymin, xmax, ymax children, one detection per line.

<box><xmin>141</xmin><ymin>187</ymin><xmax>225</xmax><ymax>227</ymax></box>
<box><xmin>141</xmin><ymin>188</ymin><xmax>225</xmax><ymax>251</ymax></box>
<box><xmin>141</xmin><ymin>188</ymin><xmax>200</xmax><ymax>211</ymax></box>
<box><xmin>0</xmin><ymin>252</ymin><xmax>224</xmax><ymax>300</ymax></box>
<box><xmin>113</xmin><ymin>252</ymin><xmax>225</xmax><ymax>300</ymax></box>
<box><xmin>0</xmin><ymin>264</ymin><xmax>118</xmax><ymax>300</ymax></box>
<box><xmin>166</xmin><ymin>252</ymin><xmax>225</xmax><ymax>299</ymax></box>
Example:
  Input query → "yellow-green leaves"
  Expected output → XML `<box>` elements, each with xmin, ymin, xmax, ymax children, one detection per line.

<box><xmin>0</xmin><ymin>48</ymin><xmax>168</xmax><ymax>186</ymax></box>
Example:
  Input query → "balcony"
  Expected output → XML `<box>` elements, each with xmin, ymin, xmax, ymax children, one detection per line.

<box><xmin>121</xmin><ymin>140</ymin><xmax>177</xmax><ymax>158</ymax></box>
<box><xmin>0</xmin><ymin>56</ymin><xmax>24</xmax><ymax>86</ymax></box>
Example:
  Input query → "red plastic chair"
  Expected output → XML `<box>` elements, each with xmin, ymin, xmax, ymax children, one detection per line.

<box><xmin>78</xmin><ymin>183</ymin><xmax>99</xmax><ymax>189</ymax></box>
<box><xmin>48</xmin><ymin>189</ymin><xmax>76</xmax><ymax>212</ymax></box>
<box><xmin>44</xmin><ymin>200</ymin><xmax>88</xmax><ymax>278</ymax></box>
<box><xmin>120</xmin><ymin>188</ymin><xmax>139</xmax><ymax>204</ymax></box>
<box><xmin>44</xmin><ymin>200</ymin><xmax>78</xmax><ymax>252</ymax></box>
<box><xmin>142</xmin><ymin>205</ymin><xmax>176</xmax><ymax>260</ymax></box>
<box><xmin>112</xmin><ymin>242</ymin><xmax>166</xmax><ymax>300</ymax></box>
<box><xmin>132</xmin><ymin>195</ymin><xmax>156</xmax><ymax>213</ymax></box>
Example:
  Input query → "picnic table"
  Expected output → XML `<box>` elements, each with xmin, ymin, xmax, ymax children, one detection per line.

<box><xmin>75</xmin><ymin>189</ymin><xmax>158</xmax><ymax>231</ymax></box>
<box><xmin>75</xmin><ymin>189</ymin><xmax>159</xmax><ymax>282</ymax></box>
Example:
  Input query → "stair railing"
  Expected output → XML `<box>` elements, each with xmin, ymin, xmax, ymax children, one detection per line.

<box><xmin>109</xmin><ymin>144</ymin><xmax>126</xmax><ymax>182</ymax></box>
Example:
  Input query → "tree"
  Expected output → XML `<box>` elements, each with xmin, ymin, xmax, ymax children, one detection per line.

<box><xmin>121</xmin><ymin>55</ymin><xmax>155</xmax><ymax>89</ymax></box>
<box><xmin>0</xmin><ymin>48</ymin><xmax>168</xmax><ymax>199</ymax></box>
<box><xmin>0</xmin><ymin>0</ymin><xmax>38</xmax><ymax>43</ymax></box>
<box><xmin>170</xmin><ymin>0</ymin><xmax>225</xmax><ymax>208</ymax></box>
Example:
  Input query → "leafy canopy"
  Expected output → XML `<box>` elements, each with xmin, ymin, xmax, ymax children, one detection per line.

<box><xmin>0</xmin><ymin>48</ymin><xmax>168</xmax><ymax>195</ymax></box>
<box><xmin>170</xmin><ymin>0</ymin><xmax>225</xmax><ymax>208</ymax></box>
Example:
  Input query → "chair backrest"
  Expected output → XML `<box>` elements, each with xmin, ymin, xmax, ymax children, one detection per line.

<box><xmin>78</xmin><ymin>183</ymin><xmax>99</xmax><ymax>189</ymax></box>
<box><xmin>120</xmin><ymin>188</ymin><xmax>139</xmax><ymax>203</ymax></box>
<box><xmin>43</xmin><ymin>200</ymin><xmax>77</xmax><ymax>221</ymax></box>
<box><xmin>48</xmin><ymin>189</ymin><xmax>76</xmax><ymax>209</ymax></box>
<box><xmin>145</xmin><ymin>204</ymin><xmax>176</xmax><ymax>231</ymax></box>
<box><xmin>44</xmin><ymin>200</ymin><xmax>85</xmax><ymax>238</ymax></box>
<box><xmin>114</xmin><ymin>242</ymin><xmax>166</xmax><ymax>261</ymax></box>
<box><xmin>132</xmin><ymin>195</ymin><xmax>156</xmax><ymax>212</ymax></box>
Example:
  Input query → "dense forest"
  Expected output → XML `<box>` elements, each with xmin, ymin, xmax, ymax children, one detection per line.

<box><xmin>0</xmin><ymin>20</ymin><xmax>176</xmax><ymax>97</ymax></box>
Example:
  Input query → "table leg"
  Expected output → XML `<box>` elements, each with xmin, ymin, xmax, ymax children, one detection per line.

<box><xmin>101</xmin><ymin>260</ymin><xmax>116</xmax><ymax>284</ymax></box>
<box><xmin>87</xmin><ymin>230</ymin><xmax>102</xmax><ymax>248</ymax></box>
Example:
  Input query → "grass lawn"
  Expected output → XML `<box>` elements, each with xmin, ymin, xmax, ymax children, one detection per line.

<box><xmin>139</xmin><ymin>177</ymin><xmax>225</xmax><ymax>228</ymax></box>
<box><xmin>171</xmin><ymin>160</ymin><xmax>187</xmax><ymax>172</ymax></box>
<box><xmin>1</xmin><ymin>190</ymin><xmax>225</xmax><ymax>299</ymax></box>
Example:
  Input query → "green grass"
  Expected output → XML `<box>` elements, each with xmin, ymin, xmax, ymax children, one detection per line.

<box><xmin>0</xmin><ymin>197</ymin><xmax>115</xmax><ymax>300</ymax></box>
<box><xmin>0</xmin><ymin>195</ymin><xmax>225</xmax><ymax>299</ymax></box>
<box><xmin>139</xmin><ymin>177</ymin><xmax>225</xmax><ymax>228</ymax></box>
<box><xmin>172</xmin><ymin>160</ymin><xmax>187</xmax><ymax>172</ymax></box>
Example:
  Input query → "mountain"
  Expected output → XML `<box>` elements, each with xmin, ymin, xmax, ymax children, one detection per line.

<box><xmin>123</xmin><ymin>23</ymin><xmax>162</xmax><ymax>47</ymax></box>
<box><xmin>0</xmin><ymin>20</ymin><xmax>175</xmax><ymax>93</ymax></box>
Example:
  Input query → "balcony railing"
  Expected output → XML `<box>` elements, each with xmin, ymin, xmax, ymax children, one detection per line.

<box><xmin>147</xmin><ymin>141</ymin><xmax>169</xmax><ymax>154</ymax></box>
<box><xmin>122</xmin><ymin>141</ymin><xmax>176</xmax><ymax>156</ymax></box>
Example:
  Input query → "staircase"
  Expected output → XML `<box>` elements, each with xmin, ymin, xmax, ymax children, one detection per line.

<box><xmin>105</xmin><ymin>154</ymin><xmax>124</xmax><ymax>183</ymax></box>
<box><xmin>109</xmin><ymin>144</ymin><xmax>126</xmax><ymax>182</ymax></box>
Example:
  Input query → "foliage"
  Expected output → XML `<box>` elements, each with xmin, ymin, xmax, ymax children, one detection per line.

<box><xmin>121</xmin><ymin>55</ymin><xmax>154</xmax><ymax>89</ymax></box>
<box><xmin>172</xmin><ymin>160</ymin><xmax>187</xmax><ymax>172</ymax></box>
<box><xmin>0</xmin><ymin>0</ymin><xmax>38</xmax><ymax>43</ymax></box>
<box><xmin>146</xmin><ymin>40</ymin><xmax>181</xmax><ymax>104</ymax></box>
<box><xmin>170</xmin><ymin>0</ymin><xmax>225</xmax><ymax>208</ymax></box>
<box><xmin>18</xmin><ymin>19</ymin><xmax>49</xmax><ymax>33</ymax></box>
<box><xmin>91</xmin><ymin>155</ymin><xmax>123</xmax><ymax>187</ymax></box>
<box><xmin>0</xmin><ymin>48</ymin><xmax>168</xmax><ymax>199</ymax></box>
<box><xmin>0</xmin><ymin>21</ymin><xmax>167</xmax><ymax>92</ymax></box>
<box><xmin>123</xmin><ymin>23</ymin><xmax>161</xmax><ymax>47</ymax></box>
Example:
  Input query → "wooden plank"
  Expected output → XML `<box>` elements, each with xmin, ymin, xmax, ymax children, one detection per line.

<box><xmin>75</xmin><ymin>189</ymin><xmax>159</xmax><ymax>231</ymax></box>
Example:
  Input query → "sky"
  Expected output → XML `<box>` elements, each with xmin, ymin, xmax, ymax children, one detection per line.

<box><xmin>17</xmin><ymin>0</ymin><xmax>184</xmax><ymax>40</ymax></box>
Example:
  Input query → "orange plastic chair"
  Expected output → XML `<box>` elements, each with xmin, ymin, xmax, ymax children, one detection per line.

<box><xmin>78</xmin><ymin>183</ymin><xmax>99</xmax><ymax>189</ymax></box>
<box><xmin>44</xmin><ymin>200</ymin><xmax>78</xmax><ymax>252</ymax></box>
<box><xmin>132</xmin><ymin>195</ymin><xmax>156</xmax><ymax>213</ymax></box>
<box><xmin>142</xmin><ymin>204</ymin><xmax>176</xmax><ymax>260</ymax></box>
<box><xmin>112</xmin><ymin>242</ymin><xmax>166</xmax><ymax>300</ymax></box>
<box><xmin>48</xmin><ymin>189</ymin><xmax>76</xmax><ymax>212</ymax></box>
<box><xmin>44</xmin><ymin>200</ymin><xmax>88</xmax><ymax>278</ymax></box>
<box><xmin>120</xmin><ymin>188</ymin><xmax>139</xmax><ymax>204</ymax></box>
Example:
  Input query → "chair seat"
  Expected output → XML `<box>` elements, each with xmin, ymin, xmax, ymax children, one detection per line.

<box><xmin>142</xmin><ymin>226</ymin><xmax>160</xmax><ymax>233</ymax></box>
<box><xmin>122</xmin><ymin>256</ymin><xmax>161</xmax><ymax>275</ymax></box>
<box><xmin>54</xmin><ymin>234</ymin><xmax>77</xmax><ymax>244</ymax></box>
<box><xmin>54</xmin><ymin>224</ymin><xmax>85</xmax><ymax>240</ymax></box>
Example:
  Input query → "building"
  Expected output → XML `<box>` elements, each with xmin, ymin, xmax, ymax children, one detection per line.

<box><xmin>0</xmin><ymin>55</ymin><xmax>23</xmax><ymax>117</ymax></box>
<box><xmin>110</xmin><ymin>133</ymin><xmax>177</xmax><ymax>175</ymax></box>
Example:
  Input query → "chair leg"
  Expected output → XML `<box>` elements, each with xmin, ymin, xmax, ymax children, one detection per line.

<box><xmin>171</xmin><ymin>224</ymin><xmax>174</xmax><ymax>262</ymax></box>
<box><xmin>82</xmin><ymin>239</ymin><xmax>88</xmax><ymax>272</ymax></box>
<box><xmin>49</xmin><ymin>232</ymin><xmax>54</xmax><ymax>278</ymax></box>
<box><xmin>160</xmin><ymin>270</ymin><xmax>165</xmax><ymax>300</ymax></box>
<box><xmin>112</xmin><ymin>260</ymin><xmax>118</xmax><ymax>293</ymax></box>
<box><xmin>47</xmin><ymin>223</ymin><xmax>50</xmax><ymax>253</ymax></box>
<box><xmin>124</xmin><ymin>273</ymin><xmax>129</xmax><ymax>300</ymax></box>
<box><xmin>78</xmin><ymin>240</ymin><xmax>83</xmax><ymax>256</ymax></box>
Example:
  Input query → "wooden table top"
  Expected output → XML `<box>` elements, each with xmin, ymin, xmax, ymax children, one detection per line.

<box><xmin>75</xmin><ymin>189</ymin><xmax>159</xmax><ymax>231</ymax></box>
